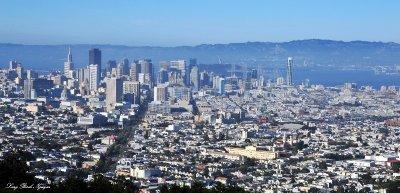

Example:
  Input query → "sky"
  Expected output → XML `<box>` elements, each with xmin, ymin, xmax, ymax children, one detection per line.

<box><xmin>0</xmin><ymin>0</ymin><xmax>399</xmax><ymax>46</ymax></box>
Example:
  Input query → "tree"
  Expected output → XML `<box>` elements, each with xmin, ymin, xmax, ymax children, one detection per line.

<box><xmin>0</xmin><ymin>152</ymin><xmax>36</xmax><ymax>188</ymax></box>
<box><xmin>359</xmin><ymin>172</ymin><xmax>373</xmax><ymax>185</ymax></box>
<box><xmin>319</xmin><ymin>161</ymin><xmax>328</xmax><ymax>170</ymax></box>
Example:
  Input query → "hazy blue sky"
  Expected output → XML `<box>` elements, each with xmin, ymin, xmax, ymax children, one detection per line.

<box><xmin>0</xmin><ymin>0</ymin><xmax>399</xmax><ymax>46</ymax></box>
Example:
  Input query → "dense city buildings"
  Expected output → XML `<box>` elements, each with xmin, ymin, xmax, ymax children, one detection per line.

<box><xmin>1</xmin><ymin>50</ymin><xmax>400</xmax><ymax>193</ymax></box>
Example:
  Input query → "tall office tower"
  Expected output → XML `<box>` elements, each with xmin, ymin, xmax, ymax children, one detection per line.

<box><xmin>77</xmin><ymin>67</ymin><xmax>89</xmax><ymax>84</ymax></box>
<box><xmin>258</xmin><ymin>75</ymin><xmax>265</xmax><ymax>88</ymax></box>
<box><xmin>170</xmin><ymin>60</ymin><xmax>187</xmax><ymax>85</ymax></box>
<box><xmin>116</xmin><ymin>62</ymin><xmax>124</xmax><ymax>78</ymax></box>
<box><xmin>153</xmin><ymin>84</ymin><xmax>168</xmax><ymax>102</ymax></box>
<box><xmin>23</xmin><ymin>79</ymin><xmax>34</xmax><ymax>99</ymax></box>
<box><xmin>123</xmin><ymin>81</ymin><xmax>141</xmax><ymax>104</ymax></box>
<box><xmin>106</xmin><ymin>60</ymin><xmax>117</xmax><ymax>75</ymax></box>
<box><xmin>158</xmin><ymin>69</ymin><xmax>168</xmax><ymax>84</ymax></box>
<box><xmin>106</xmin><ymin>77</ymin><xmax>123</xmax><ymax>111</ymax></box>
<box><xmin>212</xmin><ymin>76</ymin><xmax>219</xmax><ymax>89</ymax></box>
<box><xmin>89</xmin><ymin>48</ymin><xmax>102</xmax><ymax>74</ymax></box>
<box><xmin>26</xmin><ymin>70</ymin><xmax>38</xmax><ymax>80</ymax></box>
<box><xmin>64</xmin><ymin>47</ymin><xmax>74</xmax><ymax>78</ymax></box>
<box><xmin>251</xmin><ymin>69</ymin><xmax>258</xmax><ymax>79</ymax></box>
<box><xmin>286</xmin><ymin>57</ymin><xmax>293</xmax><ymax>86</ymax></box>
<box><xmin>16</xmin><ymin>66</ymin><xmax>24</xmax><ymax>79</ymax></box>
<box><xmin>187</xmin><ymin>58</ymin><xmax>197</xmax><ymax>85</ymax></box>
<box><xmin>190</xmin><ymin>65</ymin><xmax>200</xmax><ymax>91</ymax></box>
<box><xmin>122</xmin><ymin>58</ymin><xmax>130</xmax><ymax>75</ymax></box>
<box><xmin>129</xmin><ymin>61</ymin><xmax>140</xmax><ymax>81</ymax></box>
<box><xmin>88</xmin><ymin>64</ymin><xmax>99</xmax><ymax>92</ymax></box>
<box><xmin>218</xmin><ymin>77</ymin><xmax>226</xmax><ymax>94</ymax></box>
<box><xmin>200</xmin><ymin>71</ymin><xmax>210</xmax><ymax>87</ymax></box>
<box><xmin>139</xmin><ymin>59</ymin><xmax>153</xmax><ymax>84</ymax></box>
<box><xmin>9</xmin><ymin>60</ymin><xmax>19</xmax><ymax>70</ymax></box>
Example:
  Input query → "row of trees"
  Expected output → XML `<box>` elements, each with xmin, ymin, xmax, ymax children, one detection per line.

<box><xmin>0</xmin><ymin>151</ymin><xmax>252</xmax><ymax>193</ymax></box>
<box><xmin>2</xmin><ymin>151</ymin><xmax>400</xmax><ymax>193</ymax></box>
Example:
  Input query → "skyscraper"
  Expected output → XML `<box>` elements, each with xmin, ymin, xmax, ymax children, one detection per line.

<box><xmin>122</xmin><ymin>58</ymin><xmax>130</xmax><ymax>76</ymax></box>
<box><xmin>64</xmin><ymin>47</ymin><xmax>74</xmax><ymax>78</ymax></box>
<box><xmin>218</xmin><ymin>77</ymin><xmax>226</xmax><ymax>94</ymax></box>
<box><xmin>16</xmin><ymin>66</ymin><xmax>24</xmax><ymax>79</ymax></box>
<box><xmin>200</xmin><ymin>71</ymin><xmax>210</xmax><ymax>87</ymax></box>
<box><xmin>154</xmin><ymin>84</ymin><xmax>168</xmax><ymax>102</ymax></box>
<box><xmin>116</xmin><ymin>62</ymin><xmax>124</xmax><ymax>78</ymax></box>
<box><xmin>26</xmin><ymin>70</ymin><xmax>38</xmax><ymax>80</ymax></box>
<box><xmin>77</xmin><ymin>67</ymin><xmax>89</xmax><ymax>84</ymax></box>
<box><xmin>250</xmin><ymin>69</ymin><xmax>258</xmax><ymax>79</ymax></box>
<box><xmin>139</xmin><ymin>59</ymin><xmax>153</xmax><ymax>84</ymax></box>
<box><xmin>158</xmin><ymin>69</ymin><xmax>168</xmax><ymax>84</ymax></box>
<box><xmin>287</xmin><ymin>57</ymin><xmax>293</xmax><ymax>86</ymax></box>
<box><xmin>106</xmin><ymin>60</ymin><xmax>117</xmax><ymax>74</ymax></box>
<box><xmin>89</xmin><ymin>48</ymin><xmax>101</xmax><ymax>72</ymax></box>
<box><xmin>9</xmin><ymin>60</ymin><xmax>19</xmax><ymax>70</ymax></box>
<box><xmin>170</xmin><ymin>60</ymin><xmax>187</xmax><ymax>86</ymax></box>
<box><xmin>106</xmin><ymin>77</ymin><xmax>123</xmax><ymax>111</ymax></box>
<box><xmin>88</xmin><ymin>64</ymin><xmax>99</xmax><ymax>93</ymax></box>
<box><xmin>188</xmin><ymin>58</ymin><xmax>197</xmax><ymax>85</ymax></box>
<box><xmin>129</xmin><ymin>61</ymin><xmax>141</xmax><ymax>81</ymax></box>
<box><xmin>190</xmin><ymin>65</ymin><xmax>200</xmax><ymax>91</ymax></box>
<box><xmin>24</xmin><ymin>78</ymin><xmax>34</xmax><ymax>99</ymax></box>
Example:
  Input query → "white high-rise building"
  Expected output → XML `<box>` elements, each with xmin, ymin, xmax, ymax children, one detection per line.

<box><xmin>9</xmin><ymin>60</ymin><xmax>19</xmax><ymax>70</ymax></box>
<box><xmin>190</xmin><ymin>65</ymin><xmax>200</xmax><ymax>91</ymax></box>
<box><xmin>26</xmin><ymin>70</ymin><xmax>38</xmax><ymax>80</ymax></box>
<box><xmin>154</xmin><ymin>84</ymin><xmax>168</xmax><ymax>103</ymax></box>
<box><xmin>88</xmin><ymin>64</ymin><xmax>99</xmax><ymax>93</ymax></box>
<box><xmin>24</xmin><ymin>79</ymin><xmax>33</xmax><ymax>99</ymax></box>
<box><xmin>64</xmin><ymin>47</ymin><xmax>74</xmax><ymax>78</ymax></box>
<box><xmin>170</xmin><ymin>60</ymin><xmax>188</xmax><ymax>85</ymax></box>
<box><xmin>287</xmin><ymin>57</ymin><xmax>293</xmax><ymax>86</ymax></box>
<box><xmin>138</xmin><ymin>59</ymin><xmax>153</xmax><ymax>84</ymax></box>
<box><xmin>116</xmin><ymin>62</ymin><xmax>124</xmax><ymax>78</ymax></box>
<box><xmin>129</xmin><ymin>62</ymin><xmax>140</xmax><ymax>81</ymax></box>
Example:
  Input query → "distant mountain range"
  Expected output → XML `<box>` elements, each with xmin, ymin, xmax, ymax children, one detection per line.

<box><xmin>0</xmin><ymin>39</ymin><xmax>399</xmax><ymax>71</ymax></box>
